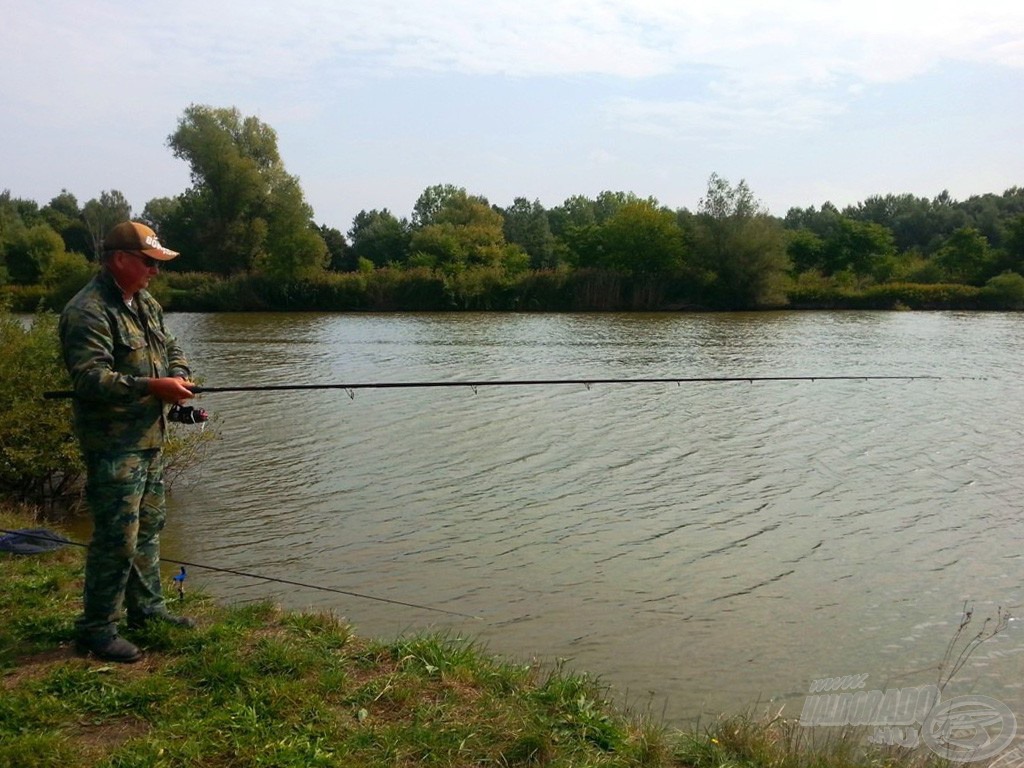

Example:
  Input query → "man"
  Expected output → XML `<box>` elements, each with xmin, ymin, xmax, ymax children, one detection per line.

<box><xmin>60</xmin><ymin>221</ymin><xmax>197</xmax><ymax>663</ymax></box>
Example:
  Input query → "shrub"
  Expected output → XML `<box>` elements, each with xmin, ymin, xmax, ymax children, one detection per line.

<box><xmin>0</xmin><ymin>307</ymin><xmax>82</xmax><ymax>506</ymax></box>
<box><xmin>41</xmin><ymin>252</ymin><xmax>95</xmax><ymax>310</ymax></box>
<box><xmin>982</xmin><ymin>271</ymin><xmax>1024</xmax><ymax>309</ymax></box>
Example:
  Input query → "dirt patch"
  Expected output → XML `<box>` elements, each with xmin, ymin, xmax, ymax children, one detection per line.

<box><xmin>3</xmin><ymin>642</ymin><xmax>172</xmax><ymax>691</ymax></box>
<box><xmin>2</xmin><ymin>644</ymin><xmax>77</xmax><ymax>689</ymax></box>
<box><xmin>70</xmin><ymin>716</ymin><xmax>151</xmax><ymax>757</ymax></box>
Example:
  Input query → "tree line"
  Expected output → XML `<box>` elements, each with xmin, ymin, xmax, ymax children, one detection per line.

<box><xmin>3</xmin><ymin>104</ymin><xmax>1024</xmax><ymax>311</ymax></box>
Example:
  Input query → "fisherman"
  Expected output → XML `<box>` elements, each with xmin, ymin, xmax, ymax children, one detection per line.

<box><xmin>59</xmin><ymin>221</ymin><xmax>197</xmax><ymax>663</ymax></box>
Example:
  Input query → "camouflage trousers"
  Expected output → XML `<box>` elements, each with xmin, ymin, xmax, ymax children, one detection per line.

<box><xmin>76</xmin><ymin>449</ymin><xmax>168</xmax><ymax>641</ymax></box>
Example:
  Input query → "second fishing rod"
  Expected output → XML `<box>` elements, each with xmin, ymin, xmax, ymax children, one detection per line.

<box><xmin>44</xmin><ymin>373</ymin><xmax>939</xmax><ymax>401</ymax></box>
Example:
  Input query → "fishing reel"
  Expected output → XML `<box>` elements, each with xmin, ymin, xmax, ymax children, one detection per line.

<box><xmin>168</xmin><ymin>403</ymin><xmax>209</xmax><ymax>425</ymax></box>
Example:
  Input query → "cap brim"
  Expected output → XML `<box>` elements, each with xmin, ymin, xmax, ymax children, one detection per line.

<box><xmin>141</xmin><ymin>247</ymin><xmax>179</xmax><ymax>261</ymax></box>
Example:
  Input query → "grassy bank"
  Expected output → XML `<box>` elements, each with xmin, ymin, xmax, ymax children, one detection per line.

<box><xmin>1</xmin><ymin>507</ymin><xmax>949</xmax><ymax>768</ymax></box>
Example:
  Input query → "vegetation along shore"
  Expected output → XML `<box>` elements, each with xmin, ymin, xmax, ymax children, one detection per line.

<box><xmin>3</xmin><ymin>105</ymin><xmax>1024</xmax><ymax>313</ymax></box>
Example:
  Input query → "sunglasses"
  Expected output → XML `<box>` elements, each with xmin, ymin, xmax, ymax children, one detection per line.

<box><xmin>129</xmin><ymin>252</ymin><xmax>160</xmax><ymax>268</ymax></box>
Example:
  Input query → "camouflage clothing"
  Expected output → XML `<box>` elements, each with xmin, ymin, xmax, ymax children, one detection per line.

<box><xmin>78</xmin><ymin>450</ymin><xmax>167</xmax><ymax>637</ymax></box>
<box><xmin>59</xmin><ymin>270</ymin><xmax>192</xmax><ymax>641</ymax></box>
<box><xmin>59</xmin><ymin>271</ymin><xmax>190</xmax><ymax>454</ymax></box>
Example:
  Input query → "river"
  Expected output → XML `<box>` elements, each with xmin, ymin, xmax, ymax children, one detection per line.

<box><xmin>149</xmin><ymin>310</ymin><xmax>1024</xmax><ymax>726</ymax></box>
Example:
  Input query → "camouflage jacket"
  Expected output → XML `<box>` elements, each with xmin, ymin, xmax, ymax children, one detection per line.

<box><xmin>59</xmin><ymin>270</ymin><xmax>191</xmax><ymax>454</ymax></box>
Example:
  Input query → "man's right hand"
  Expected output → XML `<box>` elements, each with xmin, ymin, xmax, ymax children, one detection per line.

<box><xmin>147</xmin><ymin>377</ymin><xmax>195</xmax><ymax>403</ymax></box>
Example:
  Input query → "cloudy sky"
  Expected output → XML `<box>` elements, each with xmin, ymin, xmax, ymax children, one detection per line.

<box><xmin>2</xmin><ymin>1</ymin><xmax>1023</xmax><ymax>232</ymax></box>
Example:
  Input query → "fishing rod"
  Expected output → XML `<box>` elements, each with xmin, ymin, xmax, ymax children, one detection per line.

<box><xmin>0</xmin><ymin>528</ymin><xmax>480</xmax><ymax>620</ymax></box>
<box><xmin>43</xmin><ymin>374</ymin><xmax>939</xmax><ymax>399</ymax></box>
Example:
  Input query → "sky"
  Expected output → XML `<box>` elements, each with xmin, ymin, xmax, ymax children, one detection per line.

<box><xmin>2</xmin><ymin>0</ymin><xmax>1023</xmax><ymax>233</ymax></box>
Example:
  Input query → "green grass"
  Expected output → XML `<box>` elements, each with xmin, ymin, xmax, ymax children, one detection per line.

<box><xmin>0</xmin><ymin>506</ymin><xmax>959</xmax><ymax>768</ymax></box>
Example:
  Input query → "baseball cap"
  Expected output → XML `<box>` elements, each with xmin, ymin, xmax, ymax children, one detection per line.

<box><xmin>103</xmin><ymin>221</ymin><xmax>180</xmax><ymax>260</ymax></box>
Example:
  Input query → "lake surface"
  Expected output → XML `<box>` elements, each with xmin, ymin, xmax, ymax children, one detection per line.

<box><xmin>151</xmin><ymin>311</ymin><xmax>1024</xmax><ymax>725</ymax></box>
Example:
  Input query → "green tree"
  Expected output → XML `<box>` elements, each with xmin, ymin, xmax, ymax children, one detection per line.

<box><xmin>41</xmin><ymin>190</ymin><xmax>92</xmax><ymax>257</ymax></box>
<box><xmin>318</xmin><ymin>224</ymin><xmax>350</xmax><ymax>271</ymax></box>
<box><xmin>692</xmin><ymin>174</ymin><xmax>789</xmax><ymax>308</ymax></box>
<box><xmin>348</xmin><ymin>209</ymin><xmax>410</xmax><ymax>268</ymax></box>
<box><xmin>548</xmin><ymin>194</ymin><xmax>598</xmax><ymax>241</ymax></box>
<box><xmin>4</xmin><ymin>223</ymin><xmax>66</xmax><ymax>285</ymax></box>
<box><xmin>0</xmin><ymin>191</ymin><xmax>43</xmax><ymax>233</ymax></box>
<box><xmin>167</xmin><ymin>104</ymin><xmax>326</xmax><ymax>278</ymax></box>
<box><xmin>140</xmin><ymin>196</ymin><xmax>181</xmax><ymax>235</ymax></box>
<box><xmin>82</xmin><ymin>190</ymin><xmax>132</xmax><ymax>261</ymax></box>
<box><xmin>412</xmin><ymin>183</ymin><xmax>465</xmax><ymax>228</ymax></box>
<box><xmin>502</xmin><ymin>197</ymin><xmax>556</xmax><ymax>269</ymax></box>
<box><xmin>409</xmin><ymin>186</ymin><xmax>526</xmax><ymax>273</ymax></box>
<box><xmin>998</xmin><ymin>214</ymin><xmax>1024</xmax><ymax>274</ymax></box>
<box><xmin>820</xmin><ymin>217</ymin><xmax>896</xmax><ymax>276</ymax></box>
<box><xmin>596</xmin><ymin>200</ymin><xmax>686</xmax><ymax>274</ymax></box>
<box><xmin>934</xmin><ymin>227</ymin><xmax>993</xmax><ymax>284</ymax></box>
<box><xmin>786</xmin><ymin>228</ymin><xmax>825</xmax><ymax>273</ymax></box>
<box><xmin>255</xmin><ymin>176</ymin><xmax>327</xmax><ymax>281</ymax></box>
<box><xmin>41</xmin><ymin>251</ymin><xmax>95</xmax><ymax>308</ymax></box>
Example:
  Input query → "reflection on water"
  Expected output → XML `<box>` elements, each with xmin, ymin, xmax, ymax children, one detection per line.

<box><xmin>159</xmin><ymin>311</ymin><xmax>1024</xmax><ymax>725</ymax></box>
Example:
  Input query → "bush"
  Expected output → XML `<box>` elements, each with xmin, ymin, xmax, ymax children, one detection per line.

<box><xmin>0</xmin><ymin>307</ymin><xmax>82</xmax><ymax>506</ymax></box>
<box><xmin>41</xmin><ymin>252</ymin><xmax>94</xmax><ymax>310</ymax></box>
<box><xmin>982</xmin><ymin>271</ymin><xmax>1024</xmax><ymax>309</ymax></box>
<box><xmin>789</xmin><ymin>281</ymin><xmax>984</xmax><ymax>310</ymax></box>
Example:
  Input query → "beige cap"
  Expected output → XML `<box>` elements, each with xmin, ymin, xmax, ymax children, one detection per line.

<box><xmin>103</xmin><ymin>221</ymin><xmax>179</xmax><ymax>260</ymax></box>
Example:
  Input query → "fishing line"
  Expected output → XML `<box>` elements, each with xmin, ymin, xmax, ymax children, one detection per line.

<box><xmin>43</xmin><ymin>374</ymin><xmax>940</xmax><ymax>399</ymax></box>
<box><xmin>0</xmin><ymin>528</ymin><xmax>480</xmax><ymax>620</ymax></box>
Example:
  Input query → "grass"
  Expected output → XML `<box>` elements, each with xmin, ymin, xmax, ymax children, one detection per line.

<box><xmin>0</xmin><ymin>506</ymin><xmax>961</xmax><ymax>768</ymax></box>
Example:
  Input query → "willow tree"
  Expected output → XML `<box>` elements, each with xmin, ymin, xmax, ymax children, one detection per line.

<box><xmin>166</xmin><ymin>105</ymin><xmax>326</xmax><ymax>278</ymax></box>
<box><xmin>692</xmin><ymin>174</ymin><xmax>789</xmax><ymax>308</ymax></box>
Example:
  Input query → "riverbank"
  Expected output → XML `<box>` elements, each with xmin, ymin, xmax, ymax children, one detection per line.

<box><xmin>6</xmin><ymin>267</ymin><xmax>1024</xmax><ymax>313</ymax></box>
<box><xmin>0</xmin><ymin>506</ymin><xmax>949</xmax><ymax>767</ymax></box>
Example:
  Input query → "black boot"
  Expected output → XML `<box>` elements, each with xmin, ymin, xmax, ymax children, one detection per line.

<box><xmin>76</xmin><ymin>634</ymin><xmax>143</xmax><ymax>663</ymax></box>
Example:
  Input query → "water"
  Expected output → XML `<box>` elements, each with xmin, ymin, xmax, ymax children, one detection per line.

<box><xmin>152</xmin><ymin>311</ymin><xmax>1024</xmax><ymax>725</ymax></box>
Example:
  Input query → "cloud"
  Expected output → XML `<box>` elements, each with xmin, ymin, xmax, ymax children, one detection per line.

<box><xmin>2</xmin><ymin>0</ymin><xmax>1022</xmax><ymax>220</ymax></box>
<box><xmin>6</xmin><ymin>0</ymin><xmax>1021</xmax><ymax>138</ymax></box>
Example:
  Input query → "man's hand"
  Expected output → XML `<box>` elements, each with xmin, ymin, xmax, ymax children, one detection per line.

<box><xmin>147</xmin><ymin>377</ymin><xmax>195</xmax><ymax>403</ymax></box>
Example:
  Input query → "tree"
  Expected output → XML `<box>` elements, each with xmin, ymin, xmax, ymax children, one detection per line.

<box><xmin>42</xmin><ymin>250</ymin><xmax>94</xmax><ymax>308</ymax></box>
<box><xmin>318</xmin><ymin>224</ymin><xmax>350</xmax><ymax>271</ymax></box>
<box><xmin>594</xmin><ymin>201</ymin><xmax>686</xmax><ymax>274</ymax></box>
<box><xmin>4</xmin><ymin>224</ymin><xmax>66</xmax><ymax>285</ymax></box>
<box><xmin>548</xmin><ymin>194</ymin><xmax>598</xmax><ymax>241</ymax></box>
<box><xmin>934</xmin><ymin>227</ymin><xmax>993</xmax><ymax>284</ymax></box>
<box><xmin>408</xmin><ymin>185</ymin><xmax>526</xmax><ymax>273</ymax></box>
<box><xmin>502</xmin><ymin>198</ymin><xmax>556</xmax><ymax>269</ymax></box>
<box><xmin>140</xmin><ymin>196</ymin><xmax>181</xmax><ymax>235</ymax></box>
<box><xmin>786</xmin><ymin>229</ymin><xmax>825</xmax><ymax>273</ymax></box>
<box><xmin>82</xmin><ymin>190</ymin><xmax>131</xmax><ymax>261</ymax></box>
<box><xmin>41</xmin><ymin>190</ymin><xmax>91</xmax><ymax>256</ymax></box>
<box><xmin>412</xmin><ymin>184</ymin><xmax>465</xmax><ymax>228</ymax></box>
<box><xmin>348</xmin><ymin>209</ymin><xmax>410</xmax><ymax>268</ymax></box>
<box><xmin>999</xmin><ymin>214</ymin><xmax>1024</xmax><ymax>274</ymax></box>
<box><xmin>167</xmin><ymin>104</ymin><xmax>327</xmax><ymax>278</ymax></box>
<box><xmin>820</xmin><ymin>217</ymin><xmax>896</xmax><ymax>276</ymax></box>
<box><xmin>255</xmin><ymin>175</ymin><xmax>327</xmax><ymax>280</ymax></box>
<box><xmin>692</xmin><ymin>174</ymin><xmax>789</xmax><ymax>308</ymax></box>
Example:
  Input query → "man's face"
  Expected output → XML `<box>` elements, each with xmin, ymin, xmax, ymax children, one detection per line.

<box><xmin>109</xmin><ymin>250</ymin><xmax>160</xmax><ymax>296</ymax></box>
